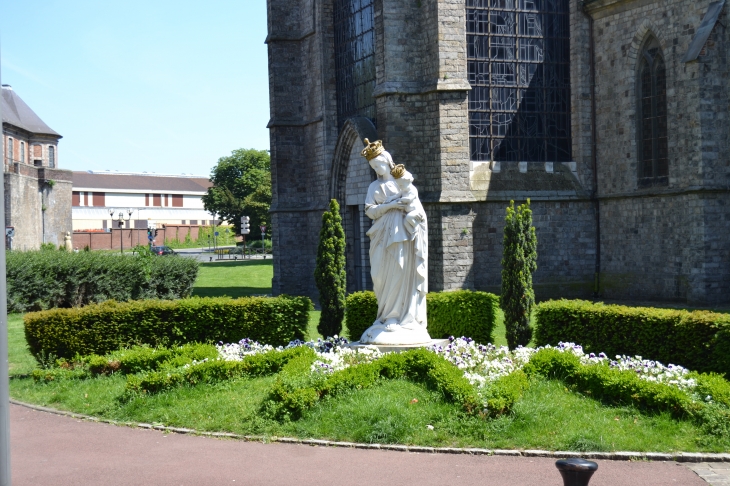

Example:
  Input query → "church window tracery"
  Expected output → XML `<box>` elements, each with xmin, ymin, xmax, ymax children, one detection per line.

<box><xmin>637</xmin><ymin>37</ymin><xmax>668</xmax><ymax>187</ymax></box>
<box><xmin>334</xmin><ymin>0</ymin><xmax>376</xmax><ymax>129</ymax></box>
<box><xmin>466</xmin><ymin>0</ymin><xmax>572</xmax><ymax>163</ymax></box>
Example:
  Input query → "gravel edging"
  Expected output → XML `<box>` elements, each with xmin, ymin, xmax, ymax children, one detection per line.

<box><xmin>10</xmin><ymin>398</ymin><xmax>730</xmax><ymax>463</ymax></box>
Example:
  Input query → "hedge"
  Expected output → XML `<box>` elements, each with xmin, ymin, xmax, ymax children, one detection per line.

<box><xmin>345</xmin><ymin>290</ymin><xmax>498</xmax><ymax>344</ymax></box>
<box><xmin>262</xmin><ymin>348</ymin><xmax>484</xmax><ymax>421</ymax></box>
<box><xmin>24</xmin><ymin>295</ymin><xmax>313</xmax><ymax>361</ymax></box>
<box><xmin>6</xmin><ymin>250</ymin><xmax>199</xmax><ymax>312</ymax></box>
<box><xmin>523</xmin><ymin>348</ymin><xmax>730</xmax><ymax>436</ymax></box>
<box><xmin>125</xmin><ymin>347</ymin><xmax>313</xmax><ymax>395</ymax></box>
<box><xmin>534</xmin><ymin>300</ymin><xmax>730</xmax><ymax>377</ymax></box>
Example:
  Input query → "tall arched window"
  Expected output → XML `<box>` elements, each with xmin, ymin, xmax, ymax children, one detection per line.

<box><xmin>7</xmin><ymin>138</ymin><xmax>13</xmax><ymax>162</ymax></box>
<box><xmin>49</xmin><ymin>145</ymin><xmax>55</xmax><ymax>168</ymax></box>
<box><xmin>20</xmin><ymin>142</ymin><xmax>25</xmax><ymax>163</ymax></box>
<box><xmin>637</xmin><ymin>38</ymin><xmax>668</xmax><ymax>187</ymax></box>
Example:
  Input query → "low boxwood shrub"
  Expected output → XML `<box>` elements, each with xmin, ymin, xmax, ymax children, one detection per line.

<box><xmin>263</xmin><ymin>348</ymin><xmax>484</xmax><ymax>421</ymax></box>
<box><xmin>534</xmin><ymin>300</ymin><xmax>730</xmax><ymax>377</ymax></box>
<box><xmin>24</xmin><ymin>295</ymin><xmax>313</xmax><ymax>361</ymax></box>
<box><xmin>87</xmin><ymin>343</ymin><xmax>219</xmax><ymax>375</ymax></box>
<box><xmin>524</xmin><ymin>348</ymin><xmax>698</xmax><ymax>417</ymax></box>
<box><xmin>345</xmin><ymin>290</ymin><xmax>498</xmax><ymax>344</ymax></box>
<box><xmin>125</xmin><ymin>346</ymin><xmax>314</xmax><ymax>395</ymax></box>
<box><xmin>6</xmin><ymin>249</ymin><xmax>199</xmax><ymax>312</ymax></box>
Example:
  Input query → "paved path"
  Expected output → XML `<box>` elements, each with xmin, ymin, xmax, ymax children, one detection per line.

<box><xmin>9</xmin><ymin>403</ymin><xmax>711</xmax><ymax>486</ymax></box>
<box><xmin>687</xmin><ymin>463</ymin><xmax>730</xmax><ymax>485</ymax></box>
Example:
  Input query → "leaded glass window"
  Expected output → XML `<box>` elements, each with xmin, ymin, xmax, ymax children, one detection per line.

<box><xmin>466</xmin><ymin>0</ymin><xmax>571</xmax><ymax>162</ymax></box>
<box><xmin>334</xmin><ymin>0</ymin><xmax>376</xmax><ymax>129</ymax></box>
<box><xmin>637</xmin><ymin>38</ymin><xmax>668</xmax><ymax>187</ymax></box>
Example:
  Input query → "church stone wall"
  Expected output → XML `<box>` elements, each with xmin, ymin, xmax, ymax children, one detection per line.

<box><xmin>586</xmin><ymin>0</ymin><xmax>730</xmax><ymax>304</ymax></box>
<box><xmin>268</xmin><ymin>0</ymin><xmax>730</xmax><ymax>306</ymax></box>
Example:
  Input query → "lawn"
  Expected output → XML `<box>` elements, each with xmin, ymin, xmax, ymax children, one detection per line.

<box><xmin>8</xmin><ymin>321</ymin><xmax>724</xmax><ymax>452</ymax></box>
<box><xmin>8</xmin><ymin>263</ymin><xmax>727</xmax><ymax>452</ymax></box>
<box><xmin>191</xmin><ymin>260</ymin><xmax>274</xmax><ymax>298</ymax></box>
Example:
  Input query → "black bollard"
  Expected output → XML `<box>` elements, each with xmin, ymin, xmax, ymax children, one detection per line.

<box><xmin>555</xmin><ymin>458</ymin><xmax>598</xmax><ymax>486</ymax></box>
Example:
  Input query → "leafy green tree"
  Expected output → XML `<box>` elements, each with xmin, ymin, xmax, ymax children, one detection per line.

<box><xmin>201</xmin><ymin>148</ymin><xmax>271</xmax><ymax>239</ymax></box>
<box><xmin>315</xmin><ymin>199</ymin><xmax>346</xmax><ymax>338</ymax></box>
<box><xmin>500</xmin><ymin>199</ymin><xmax>537</xmax><ymax>349</ymax></box>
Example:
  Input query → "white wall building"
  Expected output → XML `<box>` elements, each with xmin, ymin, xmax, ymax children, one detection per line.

<box><xmin>72</xmin><ymin>171</ymin><xmax>215</xmax><ymax>230</ymax></box>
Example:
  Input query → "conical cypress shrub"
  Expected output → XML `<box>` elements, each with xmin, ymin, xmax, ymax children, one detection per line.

<box><xmin>500</xmin><ymin>199</ymin><xmax>537</xmax><ymax>349</ymax></box>
<box><xmin>315</xmin><ymin>199</ymin><xmax>346</xmax><ymax>338</ymax></box>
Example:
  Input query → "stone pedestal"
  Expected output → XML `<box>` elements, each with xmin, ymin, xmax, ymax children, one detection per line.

<box><xmin>346</xmin><ymin>339</ymin><xmax>449</xmax><ymax>354</ymax></box>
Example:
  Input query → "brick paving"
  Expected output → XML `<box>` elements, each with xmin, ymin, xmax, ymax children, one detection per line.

<box><xmin>687</xmin><ymin>463</ymin><xmax>730</xmax><ymax>485</ymax></box>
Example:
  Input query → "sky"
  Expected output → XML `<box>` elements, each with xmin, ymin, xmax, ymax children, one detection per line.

<box><xmin>0</xmin><ymin>0</ymin><xmax>270</xmax><ymax>177</ymax></box>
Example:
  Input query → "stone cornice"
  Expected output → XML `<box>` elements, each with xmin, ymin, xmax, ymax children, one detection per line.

<box><xmin>266</xmin><ymin>116</ymin><xmax>323</xmax><ymax>128</ymax></box>
<box><xmin>583</xmin><ymin>0</ymin><xmax>653</xmax><ymax>15</ymax></box>
<box><xmin>265</xmin><ymin>29</ymin><xmax>316</xmax><ymax>44</ymax></box>
<box><xmin>373</xmin><ymin>79</ymin><xmax>471</xmax><ymax>98</ymax></box>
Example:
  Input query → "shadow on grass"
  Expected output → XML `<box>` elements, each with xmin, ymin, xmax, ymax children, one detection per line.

<box><xmin>192</xmin><ymin>287</ymin><xmax>272</xmax><ymax>298</ymax></box>
<box><xmin>198</xmin><ymin>260</ymin><xmax>272</xmax><ymax>268</ymax></box>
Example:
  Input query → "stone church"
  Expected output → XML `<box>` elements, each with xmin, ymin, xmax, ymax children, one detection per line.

<box><xmin>266</xmin><ymin>0</ymin><xmax>730</xmax><ymax>305</ymax></box>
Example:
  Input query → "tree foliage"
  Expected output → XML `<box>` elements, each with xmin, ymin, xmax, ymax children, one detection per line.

<box><xmin>315</xmin><ymin>199</ymin><xmax>346</xmax><ymax>338</ymax></box>
<box><xmin>201</xmin><ymin>148</ymin><xmax>271</xmax><ymax>238</ymax></box>
<box><xmin>500</xmin><ymin>199</ymin><xmax>537</xmax><ymax>349</ymax></box>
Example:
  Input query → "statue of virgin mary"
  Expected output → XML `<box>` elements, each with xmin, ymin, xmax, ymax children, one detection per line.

<box><xmin>358</xmin><ymin>139</ymin><xmax>431</xmax><ymax>345</ymax></box>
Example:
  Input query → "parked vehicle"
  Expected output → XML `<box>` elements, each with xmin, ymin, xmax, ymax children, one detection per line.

<box><xmin>151</xmin><ymin>245</ymin><xmax>175</xmax><ymax>256</ymax></box>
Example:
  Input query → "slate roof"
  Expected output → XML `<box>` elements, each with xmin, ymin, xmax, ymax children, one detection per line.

<box><xmin>1</xmin><ymin>86</ymin><xmax>61</xmax><ymax>137</ymax></box>
<box><xmin>72</xmin><ymin>172</ymin><xmax>213</xmax><ymax>193</ymax></box>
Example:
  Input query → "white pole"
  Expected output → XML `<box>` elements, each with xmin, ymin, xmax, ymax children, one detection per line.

<box><xmin>0</xmin><ymin>43</ymin><xmax>13</xmax><ymax>485</ymax></box>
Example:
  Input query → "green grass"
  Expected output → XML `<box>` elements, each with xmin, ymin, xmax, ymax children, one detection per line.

<box><xmin>11</xmin><ymin>265</ymin><xmax>724</xmax><ymax>451</ymax></box>
<box><xmin>8</xmin><ymin>308</ymin><xmax>728</xmax><ymax>451</ymax></box>
<box><xmin>191</xmin><ymin>260</ymin><xmax>273</xmax><ymax>298</ymax></box>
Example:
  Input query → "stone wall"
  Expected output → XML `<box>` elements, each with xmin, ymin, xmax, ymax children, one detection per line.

<box><xmin>585</xmin><ymin>0</ymin><xmax>730</xmax><ymax>304</ymax></box>
<box><xmin>268</xmin><ymin>0</ymin><xmax>730</xmax><ymax>305</ymax></box>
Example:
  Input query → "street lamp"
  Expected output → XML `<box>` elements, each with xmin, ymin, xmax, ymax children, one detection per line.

<box><xmin>117</xmin><ymin>209</ymin><xmax>133</xmax><ymax>254</ymax></box>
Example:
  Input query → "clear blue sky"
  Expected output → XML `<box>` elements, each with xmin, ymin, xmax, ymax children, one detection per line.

<box><xmin>0</xmin><ymin>0</ymin><xmax>270</xmax><ymax>176</ymax></box>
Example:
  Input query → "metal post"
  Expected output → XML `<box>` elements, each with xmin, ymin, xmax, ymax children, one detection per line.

<box><xmin>0</xmin><ymin>55</ymin><xmax>13</xmax><ymax>486</ymax></box>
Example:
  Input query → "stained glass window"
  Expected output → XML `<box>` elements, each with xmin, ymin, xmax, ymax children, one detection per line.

<box><xmin>334</xmin><ymin>0</ymin><xmax>376</xmax><ymax>129</ymax></box>
<box><xmin>638</xmin><ymin>38</ymin><xmax>668</xmax><ymax>187</ymax></box>
<box><xmin>466</xmin><ymin>0</ymin><xmax>571</xmax><ymax>162</ymax></box>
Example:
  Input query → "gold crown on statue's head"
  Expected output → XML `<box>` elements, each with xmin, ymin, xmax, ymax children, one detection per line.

<box><xmin>361</xmin><ymin>138</ymin><xmax>385</xmax><ymax>161</ymax></box>
<box><xmin>391</xmin><ymin>164</ymin><xmax>406</xmax><ymax>179</ymax></box>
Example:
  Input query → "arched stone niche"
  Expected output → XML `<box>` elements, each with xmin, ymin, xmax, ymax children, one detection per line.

<box><xmin>330</xmin><ymin>117</ymin><xmax>377</xmax><ymax>293</ymax></box>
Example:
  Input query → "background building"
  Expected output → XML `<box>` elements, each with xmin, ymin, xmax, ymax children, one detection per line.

<box><xmin>71</xmin><ymin>171</ymin><xmax>214</xmax><ymax>230</ymax></box>
<box><xmin>2</xmin><ymin>84</ymin><xmax>71</xmax><ymax>250</ymax></box>
<box><xmin>267</xmin><ymin>0</ymin><xmax>730</xmax><ymax>305</ymax></box>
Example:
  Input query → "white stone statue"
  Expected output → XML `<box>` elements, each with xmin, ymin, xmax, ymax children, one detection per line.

<box><xmin>359</xmin><ymin>139</ymin><xmax>430</xmax><ymax>345</ymax></box>
<box><xmin>64</xmin><ymin>231</ymin><xmax>73</xmax><ymax>252</ymax></box>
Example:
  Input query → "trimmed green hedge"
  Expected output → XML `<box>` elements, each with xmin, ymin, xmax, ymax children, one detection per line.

<box><xmin>534</xmin><ymin>300</ymin><xmax>730</xmax><ymax>377</ymax></box>
<box><xmin>523</xmin><ymin>348</ymin><xmax>730</xmax><ymax>436</ymax></box>
<box><xmin>345</xmin><ymin>290</ymin><xmax>498</xmax><ymax>343</ymax></box>
<box><xmin>125</xmin><ymin>347</ymin><xmax>313</xmax><ymax>395</ymax></box>
<box><xmin>24</xmin><ymin>295</ymin><xmax>313</xmax><ymax>361</ymax></box>
<box><xmin>262</xmin><ymin>348</ymin><xmax>484</xmax><ymax>421</ymax></box>
<box><xmin>6</xmin><ymin>250</ymin><xmax>199</xmax><ymax>312</ymax></box>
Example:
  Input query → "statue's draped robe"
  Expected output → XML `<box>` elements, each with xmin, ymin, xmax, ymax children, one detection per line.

<box><xmin>365</xmin><ymin>179</ymin><xmax>428</xmax><ymax>329</ymax></box>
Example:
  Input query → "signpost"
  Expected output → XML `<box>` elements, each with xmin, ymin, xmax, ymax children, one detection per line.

<box><xmin>241</xmin><ymin>216</ymin><xmax>250</xmax><ymax>258</ymax></box>
<box><xmin>260</xmin><ymin>225</ymin><xmax>266</xmax><ymax>257</ymax></box>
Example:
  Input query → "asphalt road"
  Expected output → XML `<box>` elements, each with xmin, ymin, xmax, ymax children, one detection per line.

<box><xmin>9</xmin><ymin>403</ymin><xmax>707</xmax><ymax>486</ymax></box>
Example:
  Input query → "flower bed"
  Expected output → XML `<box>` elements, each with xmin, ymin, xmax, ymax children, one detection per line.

<box><xmin>32</xmin><ymin>334</ymin><xmax>730</xmax><ymax>438</ymax></box>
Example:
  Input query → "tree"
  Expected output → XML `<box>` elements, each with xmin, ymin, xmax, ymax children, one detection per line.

<box><xmin>500</xmin><ymin>199</ymin><xmax>537</xmax><ymax>349</ymax></box>
<box><xmin>201</xmin><ymin>148</ymin><xmax>271</xmax><ymax>239</ymax></box>
<box><xmin>315</xmin><ymin>199</ymin><xmax>346</xmax><ymax>338</ymax></box>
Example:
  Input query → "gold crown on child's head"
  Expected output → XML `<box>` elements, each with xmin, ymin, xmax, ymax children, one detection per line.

<box><xmin>390</xmin><ymin>164</ymin><xmax>406</xmax><ymax>179</ymax></box>
<box><xmin>361</xmin><ymin>138</ymin><xmax>385</xmax><ymax>161</ymax></box>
